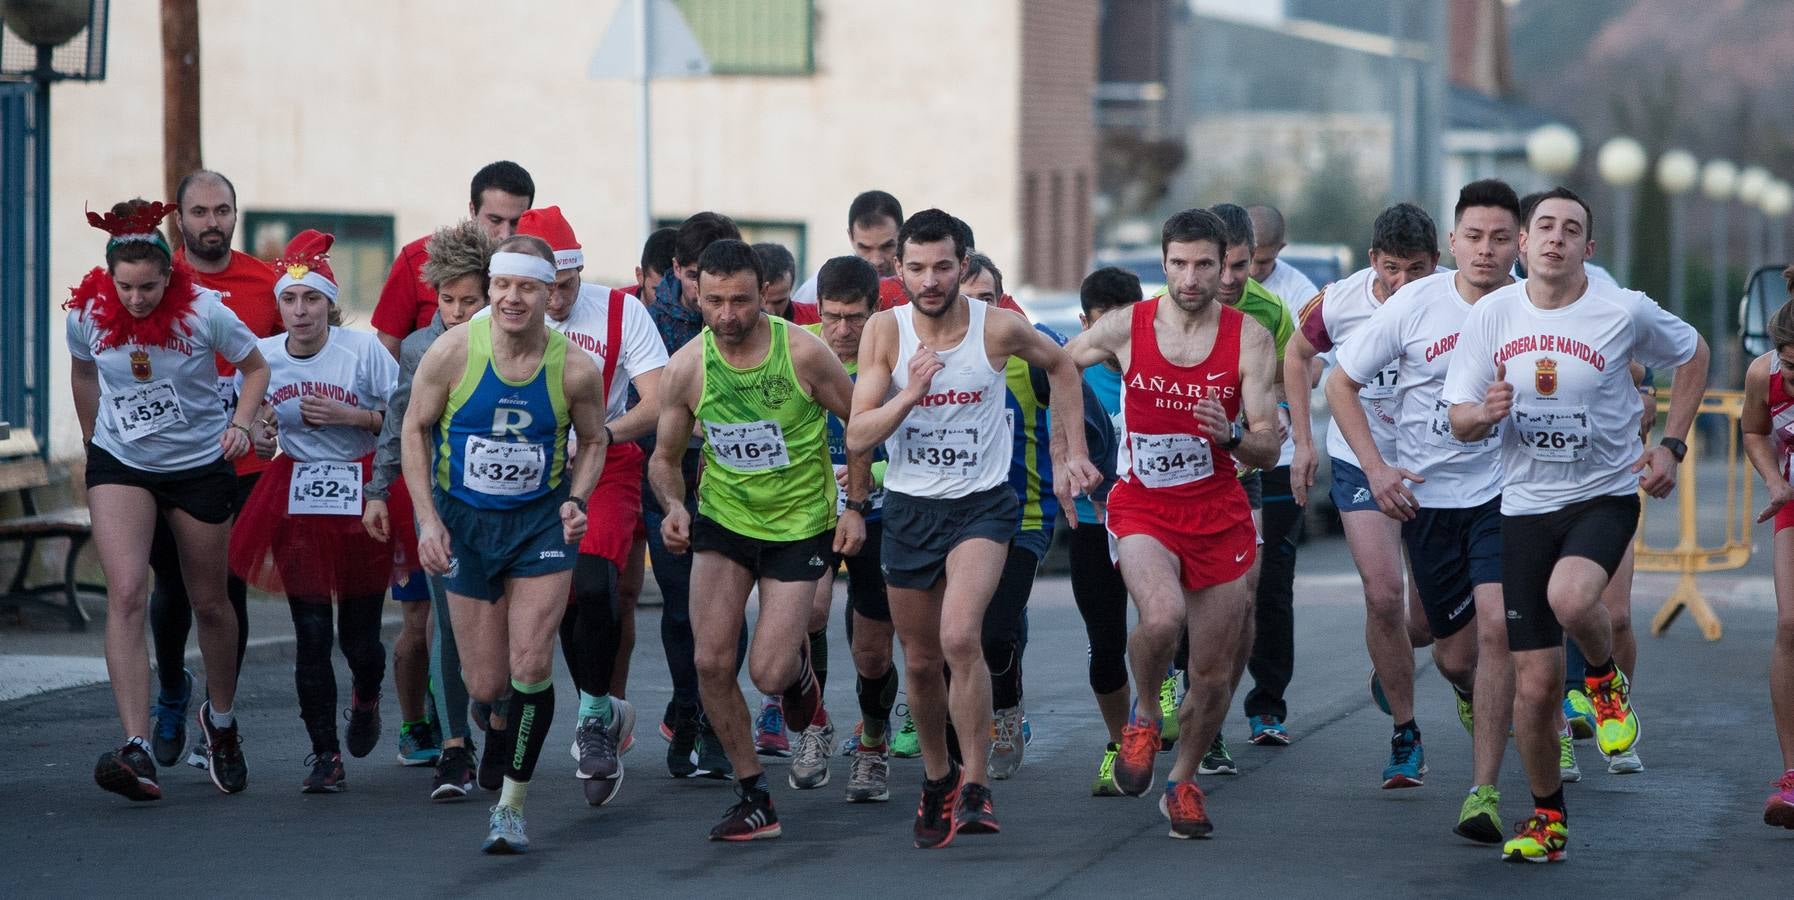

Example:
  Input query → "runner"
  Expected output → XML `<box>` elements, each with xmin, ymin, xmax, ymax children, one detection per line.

<box><xmin>401</xmin><ymin>234</ymin><xmax>611</xmax><ymax>854</ymax></box>
<box><xmin>847</xmin><ymin>209</ymin><xmax>1097</xmax><ymax>848</ymax></box>
<box><xmin>1327</xmin><ymin>179</ymin><xmax>1523</xmax><ymax>842</ymax></box>
<box><xmin>512</xmin><ymin>206</ymin><xmax>668</xmax><ymax>808</ymax></box>
<box><xmin>72</xmin><ymin>198</ymin><xmax>267</xmax><ymax>800</ymax></box>
<box><xmin>1247</xmin><ymin>205</ymin><xmax>1320</xmax><ymax>312</ymax></box>
<box><xmin>1442</xmin><ymin>187</ymin><xmax>1707</xmax><ymax>862</ymax></box>
<box><xmin>364</xmin><ymin>219</ymin><xmax>495</xmax><ymax>800</ymax></box>
<box><xmin>648</xmin><ymin>239</ymin><xmax>869</xmax><ymax>839</ymax></box>
<box><xmin>1284</xmin><ymin>203</ymin><xmax>1441</xmax><ymax>787</ymax></box>
<box><xmin>753</xmin><ymin>242</ymin><xmax>820</xmax><ymax>324</ymax></box>
<box><xmin>1743</xmin><ymin>292</ymin><xmax>1794</xmax><ymax>830</ymax></box>
<box><xmin>792</xmin><ymin>189</ymin><xmax>903</xmax><ymax>304</ymax></box>
<box><xmin>228</xmin><ymin>230</ymin><xmax>400</xmax><ymax>793</ymax></box>
<box><xmin>146</xmin><ymin>170</ymin><xmax>280</xmax><ymax>772</ymax></box>
<box><xmin>372</xmin><ymin>161</ymin><xmax>534</xmax><ymax>356</ymax></box>
<box><xmin>1065</xmin><ymin>207</ymin><xmax>1280</xmax><ymax>839</ymax></box>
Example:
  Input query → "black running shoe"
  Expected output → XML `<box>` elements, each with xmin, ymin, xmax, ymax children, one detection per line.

<box><xmin>198</xmin><ymin>701</ymin><xmax>248</xmax><ymax>794</ymax></box>
<box><xmin>432</xmin><ymin>744</ymin><xmax>476</xmax><ymax>802</ymax></box>
<box><xmin>302</xmin><ymin>751</ymin><xmax>346</xmax><ymax>793</ymax></box>
<box><xmin>344</xmin><ymin>693</ymin><xmax>381</xmax><ymax>759</ymax></box>
<box><xmin>695</xmin><ymin>713</ymin><xmax>732</xmax><ymax>780</ymax></box>
<box><xmin>150</xmin><ymin>669</ymin><xmax>193</xmax><ymax>767</ymax></box>
<box><xmin>708</xmin><ymin>784</ymin><xmax>781</xmax><ymax>841</ymax></box>
<box><xmin>954</xmin><ymin>782</ymin><xmax>1001</xmax><ymax>835</ymax></box>
<box><xmin>665</xmin><ymin>701</ymin><xmax>700</xmax><ymax>778</ymax></box>
<box><xmin>913</xmin><ymin>764</ymin><xmax>962</xmax><ymax>849</ymax></box>
<box><xmin>479</xmin><ymin>727</ymin><xmax>513</xmax><ymax>792</ymax></box>
<box><xmin>95</xmin><ymin>742</ymin><xmax>161</xmax><ymax>802</ymax></box>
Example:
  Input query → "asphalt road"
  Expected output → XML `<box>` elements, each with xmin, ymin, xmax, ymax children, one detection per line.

<box><xmin>3</xmin><ymin>533</ymin><xmax>1789</xmax><ymax>898</ymax></box>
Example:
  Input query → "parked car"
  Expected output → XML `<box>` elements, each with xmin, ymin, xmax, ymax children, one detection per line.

<box><xmin>1739</xmin><ymin>263</ymin><xmax>1789</xmax><ymax>360</ymax></box>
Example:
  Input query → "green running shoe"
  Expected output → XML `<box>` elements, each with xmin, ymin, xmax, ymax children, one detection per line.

<box><xmin>1091</xmin><ymin>744</ymin><xmax>1123</xmax><ymax>797</ymax></box>
<box><xmin>1564</xmin><ymin>688</ymin><xmax>1597</xmax><ymax>741</ymax></box>
<box><xmin>1158</xmin><ymin>673</ymin><xmax>1181</xmax><ymax>750</ymax></box>
<box><xmin>1585</xmin><ymin>668</ymin><xmax>1640</xmax><ymax>756</ymax></box>
<box><xmin>1197</xmin><ymin>734</ymin><xmax>1237</xmax><ymax>775</ymax></box>
<box><xmin>1558</xmin><ymin>730</ymin><xmax>1581</xmax><ymax>783</ymax></box>
<box><xmin>890</xmin><ymin>704</ymin><xmax>921</xmax><ymax>759</ymax></box>
<box><xmin>1454</xmin><ymin>687</ymin><xmax>1474</xmax><ymax>736</ymax></box>
<box><xmin>1454</xmin><ymin>785</ymin><xmax>1502</xmax><ymax>844</ymax></box>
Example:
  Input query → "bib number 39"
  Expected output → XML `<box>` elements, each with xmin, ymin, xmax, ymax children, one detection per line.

<box><xmin>288</xmin><ymin>461</ymin><xmax>363</xmax><ymax>516</ymax></box>
<box><xmin>900</xmin><ymin>424</ymin><xmax>981</xmax><ymax>475</ymax></box>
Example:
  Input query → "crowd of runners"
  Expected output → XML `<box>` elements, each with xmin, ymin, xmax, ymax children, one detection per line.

<box><xmin>65</xmin><ymin>159</ymin><xmax>1794</xmax><ymax>861</ymax></box>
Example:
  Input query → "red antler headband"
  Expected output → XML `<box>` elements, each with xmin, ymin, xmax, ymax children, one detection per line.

<box><xmin>86</xmin><ymin>201</ymin><xmax>176</xmax><ymax>254</ymax></box>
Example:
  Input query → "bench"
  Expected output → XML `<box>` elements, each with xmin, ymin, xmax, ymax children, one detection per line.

<box><xmin>0</xmin><ymin>425</ymin><xmax>102</xmax><ymax>630</ymax></box>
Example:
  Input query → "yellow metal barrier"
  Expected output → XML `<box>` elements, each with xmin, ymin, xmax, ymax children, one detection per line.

<box><xmin>1638</xmin><ymin>390</ymin><xmax>1752</xmax><ymax>641</ymax></box>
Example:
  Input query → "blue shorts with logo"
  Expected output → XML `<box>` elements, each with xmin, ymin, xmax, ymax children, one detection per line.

<box><xmin>433</xmin><ymin>486</ymin><xmax>576</xmax><ymax>602</ymax></box>
<box><xmin>1400</xmin><ymin>496</ymin><xmax>1502</xmax><ymax>640</ymax></box>
<box><xmin>1328</xmin><ymin>457</ymin><xmax>1381</xmax><ymax>514</ymax></box>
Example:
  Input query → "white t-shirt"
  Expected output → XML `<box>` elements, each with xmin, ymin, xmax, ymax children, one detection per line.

<box><xmin>545</xmin><ymin>284</ymin><xmax>668</xmax><ymax>421</ymax></box>
<box><xmin>1258</xmin><ymin>261</ymin><xmax>1319</xmax><ymax>468</ymax></box>
<box><xmin>256</xmin><ymin>327</ymin><xmax>397</xmax><ymax>463</ymax></box>
<box><xmin>882</xmin><ymin>301</ymin><xmax>1012</xmax><ymax>499</ymax></box>
<box><xmin>1441</xmin><ymin>277</ymin><xmax>1700</xmax><ymax>515</ymax></box>
<box><xmin>792</xmin><ymin>271</ymin><xmax>821</xmax><ymax>305</ymax></box>
<box><xmin>1304</xmin><ymin>268</ymin><xmax>1401</xmax><ymax>468</ymax></box>
<box><xmin>67</xmin><ymin>288</ymin><xmax>259</xmax><ymax>473</ymax></box>
<box><xmin>1337</xmin><ymin>272</ymin><xmax>1503</xmax><ymax>508</ymax></box>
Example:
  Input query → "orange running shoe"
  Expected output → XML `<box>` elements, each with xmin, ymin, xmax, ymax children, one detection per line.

<box><xmin>1114</xmin><ymin>717</ymin><xmax>1161</xmax><ymax>797</ymax></box>
<box><xmin>1158</xmin><ymin>780</ymin><xmax>1213</xmax><ymax>839</ymax></box>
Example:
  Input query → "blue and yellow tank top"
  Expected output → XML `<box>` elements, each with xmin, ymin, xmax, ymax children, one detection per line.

<box><xmin>805</xmin><ymin>322</ymin><xmax>886</xmax><ymax>522</ymax></box>
<box><xmin>435</xmin><ymin>317</ymin><xmax>572</xmax><ymax>509</ymax></box>
<box><xmin>1005</xmin><ymin>324</ymin><xmax>1061</xmax><ymax>535</ymax></box>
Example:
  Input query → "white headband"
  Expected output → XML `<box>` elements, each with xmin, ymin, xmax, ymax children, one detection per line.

<box><xmin>489</xmin><ymin>251</ymin><xmax>558</xmax><ymax>284</ymax></box>
<box><xmin>274</xmin><ymin>270</ymin><xmax>340</xmax><ymax>303</ymax></box>
<box><xmin>553</xmin><ymin>248</ymin><xmax>584</xmax><ymax>271</ymax></box>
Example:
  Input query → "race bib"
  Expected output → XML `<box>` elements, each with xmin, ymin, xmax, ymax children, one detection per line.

<box><xmin>1360</xmin><ymin>363</ymin><xmax>1401</xmax><ymax>400</ymax></box>
<box><xmin>1427</xmin><ymin>398</ymin><xmax>1498</xmax><ymax>452</ymax></box>
<box><xmin>834</xmin><ymin>465</ymin><xmax>887</xmax><ymax>516</ymax></box>
<box><xmin>464</xmin><ymin>435</ymin><xmax>546</xmax><ymax>495</ymax></box>
<box><xmin>108</xmin><ymin>379</ymin><xmax>187</xmax><ymax>443</ymax></box>
<box><xmin>1515</xmin><ymin>405</ymin><xmax>1589</xmax><ymax>463</ymax></box>
<box><xmin>1130</xmin><ymin>432</ymin><xmax>1214</xmax><ymax>488</ymax></box>
<box><xmin>288</xmin><ymin>461</ymin><xmax>362</xmax><ymax>516</ymax></box>
<box><xmin>899</xmin><ymin>424</ymin><xmax>983</xmax><ymax>475</ymax></box>
<box><xmin>214</xmin><ymin>376</ymin><xmax>238</xmax><ymax>417</ymax></box>
<box><xmin>705</xmin><ymin>420</ymin><xmax>791</xmax><ymax>472</ymax></box>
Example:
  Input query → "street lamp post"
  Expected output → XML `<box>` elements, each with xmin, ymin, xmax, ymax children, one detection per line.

<box><xmin>1701</xmin><ymin>159</ymin><xmax>1738</xmax><ymax>381</ymax></box>
<box><xmin>1764</xmin><ymin>181</ymin><xmax>1793</xmax><ymax>267</ymax></box>
<box><xmin>1738</xmin><ymin>166</ymin><xmax>1771</xmax><ymax>274</ymax></box>
<box><xmin>1656</xmin><ymin>149</ymin><xmax>1699</xmax><ymax>318</ymax></box>
<box><xmin>1525</xmin><ymin>123</ymin><xmax>1581</xmax><ymax>186</ymax></box>
<box><xmin>1597</xmin><ymin>136</ymin><xmax>1649</xmax><ymax>286</ymax></box>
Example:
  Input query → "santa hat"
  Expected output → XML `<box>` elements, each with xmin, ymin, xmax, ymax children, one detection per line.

<box><xmin>517</xmin><ymin>206</ymin><xmax>583</xmax><ymax>271</ymax></box>
<box><xmin>274</xmin><ymin>230</ymin><xmax>339</xmax><ymax>303</ymax></box>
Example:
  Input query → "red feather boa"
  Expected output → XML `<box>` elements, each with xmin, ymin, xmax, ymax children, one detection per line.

<box><xmin>64</xmin><ymin>264</ymin><xmax>199</xmax><ymax>351</ymax></box>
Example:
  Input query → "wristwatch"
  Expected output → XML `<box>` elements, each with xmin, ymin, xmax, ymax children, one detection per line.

<box><xmin>1219</xmin><ymin>422</ymin><xmax>1244</xmax><ymax>452</ymax></box>
<box><xmin>567</xmin><ymin>496</ymin><xmax>588</xmax><ymax>512</ymax></box>
<box><xmin>1659</xmin><ymin>436</ymin><xmax>1687</xmax><ymax>463</ymax></box>
<box><xmin>842</xmin><ymin>498</ymin><xmax>873</xmax><ymax>514</ymax></box>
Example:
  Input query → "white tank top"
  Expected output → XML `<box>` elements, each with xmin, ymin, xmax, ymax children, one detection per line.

<box><xmin>882</xmin><ymin>300</ymin><xmax>1011</xmax><ymax>499</ymax></box>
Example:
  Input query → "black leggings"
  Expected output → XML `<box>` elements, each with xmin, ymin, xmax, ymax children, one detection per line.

<box><xmin>560</xmin><ymin>553</ymin><xmax>622</xmax><ymax>700</ymax></box>
<box><xmin>148</xmin><ymin>473</ymin><xmax>258</xmax><ymax>697</ymax></box>
<box><xmin>1069</xmin><ymin>522</ymin><xmax>1130</xmax><ymax>695</ymax></box>
<box><xmin>982</xmin><ymin>543</ymin><xmax>1040</xmax><ymax>710</ymax></box>
<box><xmin>289</xmin><ymin>595</ymin><xmax>386</xmax><ymax>754</ymax></box>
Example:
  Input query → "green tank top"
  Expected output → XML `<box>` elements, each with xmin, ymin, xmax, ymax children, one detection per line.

<box><xmin>696</xmin><ymin>317</ymin><xmax>834</xmax><ymax>540</ymax></box>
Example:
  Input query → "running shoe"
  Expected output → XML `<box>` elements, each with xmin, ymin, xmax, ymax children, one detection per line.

<box><xmin>184</xmin><ymin>742</ymin><xmax>210</xmax><ymax>771</ymax></box>
<box><xmin>432</xmin><ymin>744</ymin><xmax>475</xmax><ymax>801</ymax></box>
<box><xmin>611</xmin><ymin>698</ymin><xmax>635</xmax><ymax>757</ymax></box>
<box><xmin>1198</xmin><ymin>734</ymin><xmax>1237</xmax><ymax>776</ymax></box>
<box><xmin>575</xmin><ymin>714</ymin><xmax>620</xmax><ymax>782</ymax></box>
<box><xmin>479</xmin><ymin>725</ymin><xmax>514</xmax><ymax>791</ymax></box>
<box><xmin>1369</xmin><ymin>668</ymin><xmax>1391</xmax><ymax>715</ymax></box>
<box><xmin>1021</xmin><ymin>716</ymin><xmax>1032</xmax><ymax>746</ymax></box>
<box><xmin>1564</xmin><ymin>688</ymin><xmax>1597</xmax><ymax>741</ymax></box>
<box><xmin>913</xmin><ymin>765</ymin><xmax>962</xmax><ymax>849</ymax></box>
<box><xmin>695</xmin><ymin>713</ymin><xmax>732</xmax><ymax>779</ymax></box>
<box><xmin>1248</xmin><ymin>715</ymin><xmax>1290</xmax><ymax>747</ymax></box>
<box><xmin>1159</xmin><ymin>780</ymin><xmax>1213</xmax><ymax>839</ymax></box>
<box><xmin>199</xmin><ymin>701</ymin><xmax>248</xmax><ymax>794</ymax></box>
<box><xmin>397</xmin><ymin>720</ymin><xmax>440</xmax><ymax>767</ymax></box>
<box><xmin>1114</xmin><ymin>717</ymin><xmax>1160</xmax><ymax>796</ymax></box>
<box><xmin>1158</xmin><ymin>673</ymin><xmax>1181</xmax><ymax>749</ymax></box>
<box><xmin>1559</xmin><ymin>730</ymin><xmax>1581</xmax><ymax>783</ymax></box>
<box><xmin>302</xmin><ymin>751</ymin><xmax>346</xmax><ymax>793</ymax></box>
<box><xmin>1584</xmin><ymin>668</ymin><xmax>1639</xmax><ymax>756</ymax></box>
<box><xmin>482</xmin><ymin>804</ymin><xmax>529</xmax><ymax>854</ymax></box>
<box><xmin>1605</xmin><ymin>746</ymin><xmax>1644</xmax><ymax>775</ymax></box>
<box><xmin>1381</xmin><ymin>727</ymin><xmax>1425</xmax><ymax>789</ymax></box>
<box><xmin>844</xmin><ymin>741</ymin><xmax>890</xmax><ymax>803</ymax></box>
<box><xmin>1501</xmin><ymin>808</ymin><xmax>1567</xmax><ymax>863</ymax></box>
<box><xmin>665</xmin><ymin>701</ymin><xmax>700</xmax><ymax>778</ymax></box>
<box><xmin>584</xmin><ymin>714</ymin><xmax>627</xmax><ymax>808</ymax></box>
<box><xmin>1092</xmin><ymin>744</ymin><xmax>1123</xmax><ymax>797</ymax></box>
<box><xmin>1454</xmin><ymin>687</ymin><xmax>1474</xmax><ymax>736</ymax></box>
<box><xmin>344</xmin><ymin>692</ymin><xmax>382</xmax><ymax>759</ymax></box>
<box><xmin>891</xmin><ymin>704</ymin><xmax>921</xmax><ymax>759</ymax></box>
<box><xmin>150</xmin><ymin>669</ymin><xmax>193</xmax><ymax>767</ymax></box>
<box><xmin>989</xmin><ymin>705</ymin><xmax>1024</xmax><ymax>780</ymax></box>
<box><xmin>755</xmin><ymin>696</ymin><xmax>791</xmax><ymax>758</ymax></box>
<box><xmin>1454</xmin><ymin>785</ymin><xmax>1502</xmax><ymax>844</ymax></box>
<box><xmin>710</xmin><ymin>784</ymin><xmax>781</xmax><ymax>841</ymax></box>
<box><xmin>954</xmin><ymin>781</ymin><xmax>1000</xmax><ymax>835</ymax></box>
<box><xmin>94</xmin><ymin>741</ymin><xmax>160</xmax><ymax>802</ymax></box>
<box><xmin>1766</xmin><ymin>769</ymin><xmax>1794</xmax><ymax>829</ymax></box>
<box><xmin>789</xmin><ymin>723</ymin><xmax>831</xmax><ymax>790</ymax></box>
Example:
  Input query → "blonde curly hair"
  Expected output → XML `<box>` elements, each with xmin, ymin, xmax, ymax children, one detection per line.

<box><xmin>420</xmin><ymin>220</ymin><xmax>495</xmax><ymax>292</ymax></box>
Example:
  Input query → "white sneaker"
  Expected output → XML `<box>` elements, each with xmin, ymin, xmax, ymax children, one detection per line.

<box><xmin>1559</xmin><ymin>731</ymin><xmax>1581</xmax><ymax>783</ymax></box>
<box><xmin>989</xmin><ymin>705</ymin><xmax>1025</xmax><ymax>780</ymax></box>
<box><xmin>1605</xmin><ymin>747</ymin><xmax>1644</xmax><ymax>775</ymax></box>
<box><xmin>788</xmin><ymin>724</ymin><xmax>831</xmax><ymax>789</ymax></box>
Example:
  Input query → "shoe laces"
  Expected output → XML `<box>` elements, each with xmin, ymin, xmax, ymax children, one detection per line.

<box><xmin>1207</xmin><ymin>735</ymin><xmax>1230</xmax><ymax>760</ymax></box>
<box><xmin>490</xmin><ymin>804</ymin><xmax>525</xmax><ymax>832</ymax></box>
<box><xmin>758</xmin><ymin>701</ymin><xmax>786</xmax><ymax>735</ymax></box>
<box><xmin>1587</xmin><ymin>672</ymin><xmax>1628</xmax><ymax>721</ymax></box>
<box><xmin>1165</xmin><ymin>781</ymin><xmax>1206</xmax><ymax>821</ymax></box>
<box><xmin>1120</xmin><ymin>721</ymin><xmax>1159</xmax><ymax>760</ymax></box>
<box><xmin>208</xmin><ymin>722</ymin><xmax>243</xmax><ymax>758</ymax></box>
<box><xmin>850</xmin><ymin>745</ymin><xmax>886</xmax><ymax>781</ymax></box>
<box><xmin>795</xmin><ymin>727</ymin><xmax>828</xmax><ymax>769</ymax></box>
<box><xmin>1388</xmin><ymin>731</ymin><xmax>1417</xmax><ymax>765</ymax></box>
<box><xmin>1159</xmin><ymin>677</ymin><xmax>1178</xmax><ymax>710</ymax></box>
<box><xmin>1773</xmin><ymin>770</ymin><xmax>1794</xmax><ymax>792</ymax></box>
<box><xmin>958</xmin><ymin>782</ymin><xmax>993</xmax><ymax>816</ymax></box>
<box><xmin>992</xmin><ymin>712</ymin><xmax>1021</xmax><ymax>752</ymax></box>
<box><xmin>1515</xmin><ymin>809</ymin><xmax>1563</xmax><ymax>842</ymax></box>
<box><xmin>1558</xmin><ymin>734</ymin><xmax>1577</xmax><ymax>768</ymax></box>
<box><xmin>917</xmin><ymin>771</ymin><xmax>956</xmax><ymax>826</ymax></box>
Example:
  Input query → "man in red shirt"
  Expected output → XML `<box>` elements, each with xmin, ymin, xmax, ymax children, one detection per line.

<box><xmin>371</xmin><ymin>161</ymin><xmax>534</xmax><ymax>356</ymax></box>
<box><xmin>145</xmin><ymin>169</ymin><xmax>283</xmax><ymax>771</ymax></box>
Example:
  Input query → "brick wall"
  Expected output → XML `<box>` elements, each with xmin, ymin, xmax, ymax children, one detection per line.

<box><xmin>1019</xmin><ymin>0</ymin><xmax>1099</xmax><ymax>290</ymax></box>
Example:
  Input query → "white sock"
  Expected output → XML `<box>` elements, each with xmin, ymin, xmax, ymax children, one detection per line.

<box><xmin>499</xmin><ymin>776</ymin><xmax>529</xmax><ymax>811</ymax></box>
<box><xmin>128</xmin><ymin>735</ymin><xmax>152</xmax><ymax>752</ymax></box>
<box><xmin>208</xmin><ymin>704</ymin><xmax>235</xmax><ymax>729</ymax></box>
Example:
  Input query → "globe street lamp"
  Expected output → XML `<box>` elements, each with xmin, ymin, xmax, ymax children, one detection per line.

<box><xmin>1656</xmin><ymin>149</ymin><xmax>1699</xmax><ymax>317</ymax></box>
<box><xmin>1763</xmin><ymin>180</ymin><xmax>1793</xmax><ymax>267</ymax></box>
<box><xmin>1597</xmin><ymin>136</ymin><xmax>1649</xmax><ymax>286</ymax></box>
<box><xmin>1739</xmin><ymin>165</ymin><xmax>1771</xmax><ymax>274</ymax></box>
<box><xmin>1526</xmin><ymin>123</ymin><xmax>1581</xmax><ymax>184</ymax></box>
<box><xmin>1701</xmin><ymin>159</ymin><xmax>1738</xmax><ymax>379</ymax></box>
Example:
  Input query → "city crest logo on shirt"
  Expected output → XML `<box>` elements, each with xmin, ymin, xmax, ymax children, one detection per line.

<box><xmin>130</xmin><ymin>350</ymin><xmax>152</xmax><ymax>382</ymax></box>
<box><xmin>758</xmin><ymin>374</ymin><xmax>795</xmax><ymax>409</ymax></box>
<box><xmin>1535</xmin><ymin>358</ymin><xmax>1558</xmax><ymax>396</ymax></box>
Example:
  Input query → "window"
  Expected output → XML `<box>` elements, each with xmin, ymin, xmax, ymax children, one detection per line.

<box><xmin>673</xmin><ymin>0</ymin><xmax>813</xmax><ymax>75</ymax></box>
<box><xmin>242</xmin><ymin>211</ymin><xmax>395</xmax><ymax>322</ymax></box>
<box><xmin>656</xmin><ymin>217</ymin><xmax>807</xmax><ymax>278</ymax></box>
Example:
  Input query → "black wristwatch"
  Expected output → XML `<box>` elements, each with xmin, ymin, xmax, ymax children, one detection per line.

<box><xmin>842</xmin><ymin>498</ymin><xmax>872</xmax><ymax>515</ymax></box>
<box><xmin>1218</xmin><ymin>422</ymin><xmax>1244</xmax><ymax>452</ymax></box>
<box><xmin>566</xmin><ymin>496</ymin><xmax>588</xmax><ymax>513</ymax></box>
<box><xmin>1658</xmin><ymin>436</ymin><xmax>1687</xmax><ymax>463</ymax></box>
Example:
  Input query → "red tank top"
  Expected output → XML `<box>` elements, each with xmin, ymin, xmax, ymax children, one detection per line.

<box><xmin>1768</xmin><ymin>357</ymin><xmax>1794</xmax><ymax>479</ymax></box>
<box><xmin>1113</xmin><ymin>297</ymin><xmax>1247</xmax><ymax>505</ymax></box>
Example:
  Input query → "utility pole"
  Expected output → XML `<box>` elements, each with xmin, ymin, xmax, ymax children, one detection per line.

<box><xmin>160</xmin><ymin>0</ymin><xmax>200</xmax><ymax>205</ymax></box>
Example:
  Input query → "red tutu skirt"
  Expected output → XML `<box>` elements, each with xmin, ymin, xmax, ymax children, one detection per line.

<box><xmin>229</xmin><ymin>454</ymin><xmax>403</xmax><ymax>602</ymax></box>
